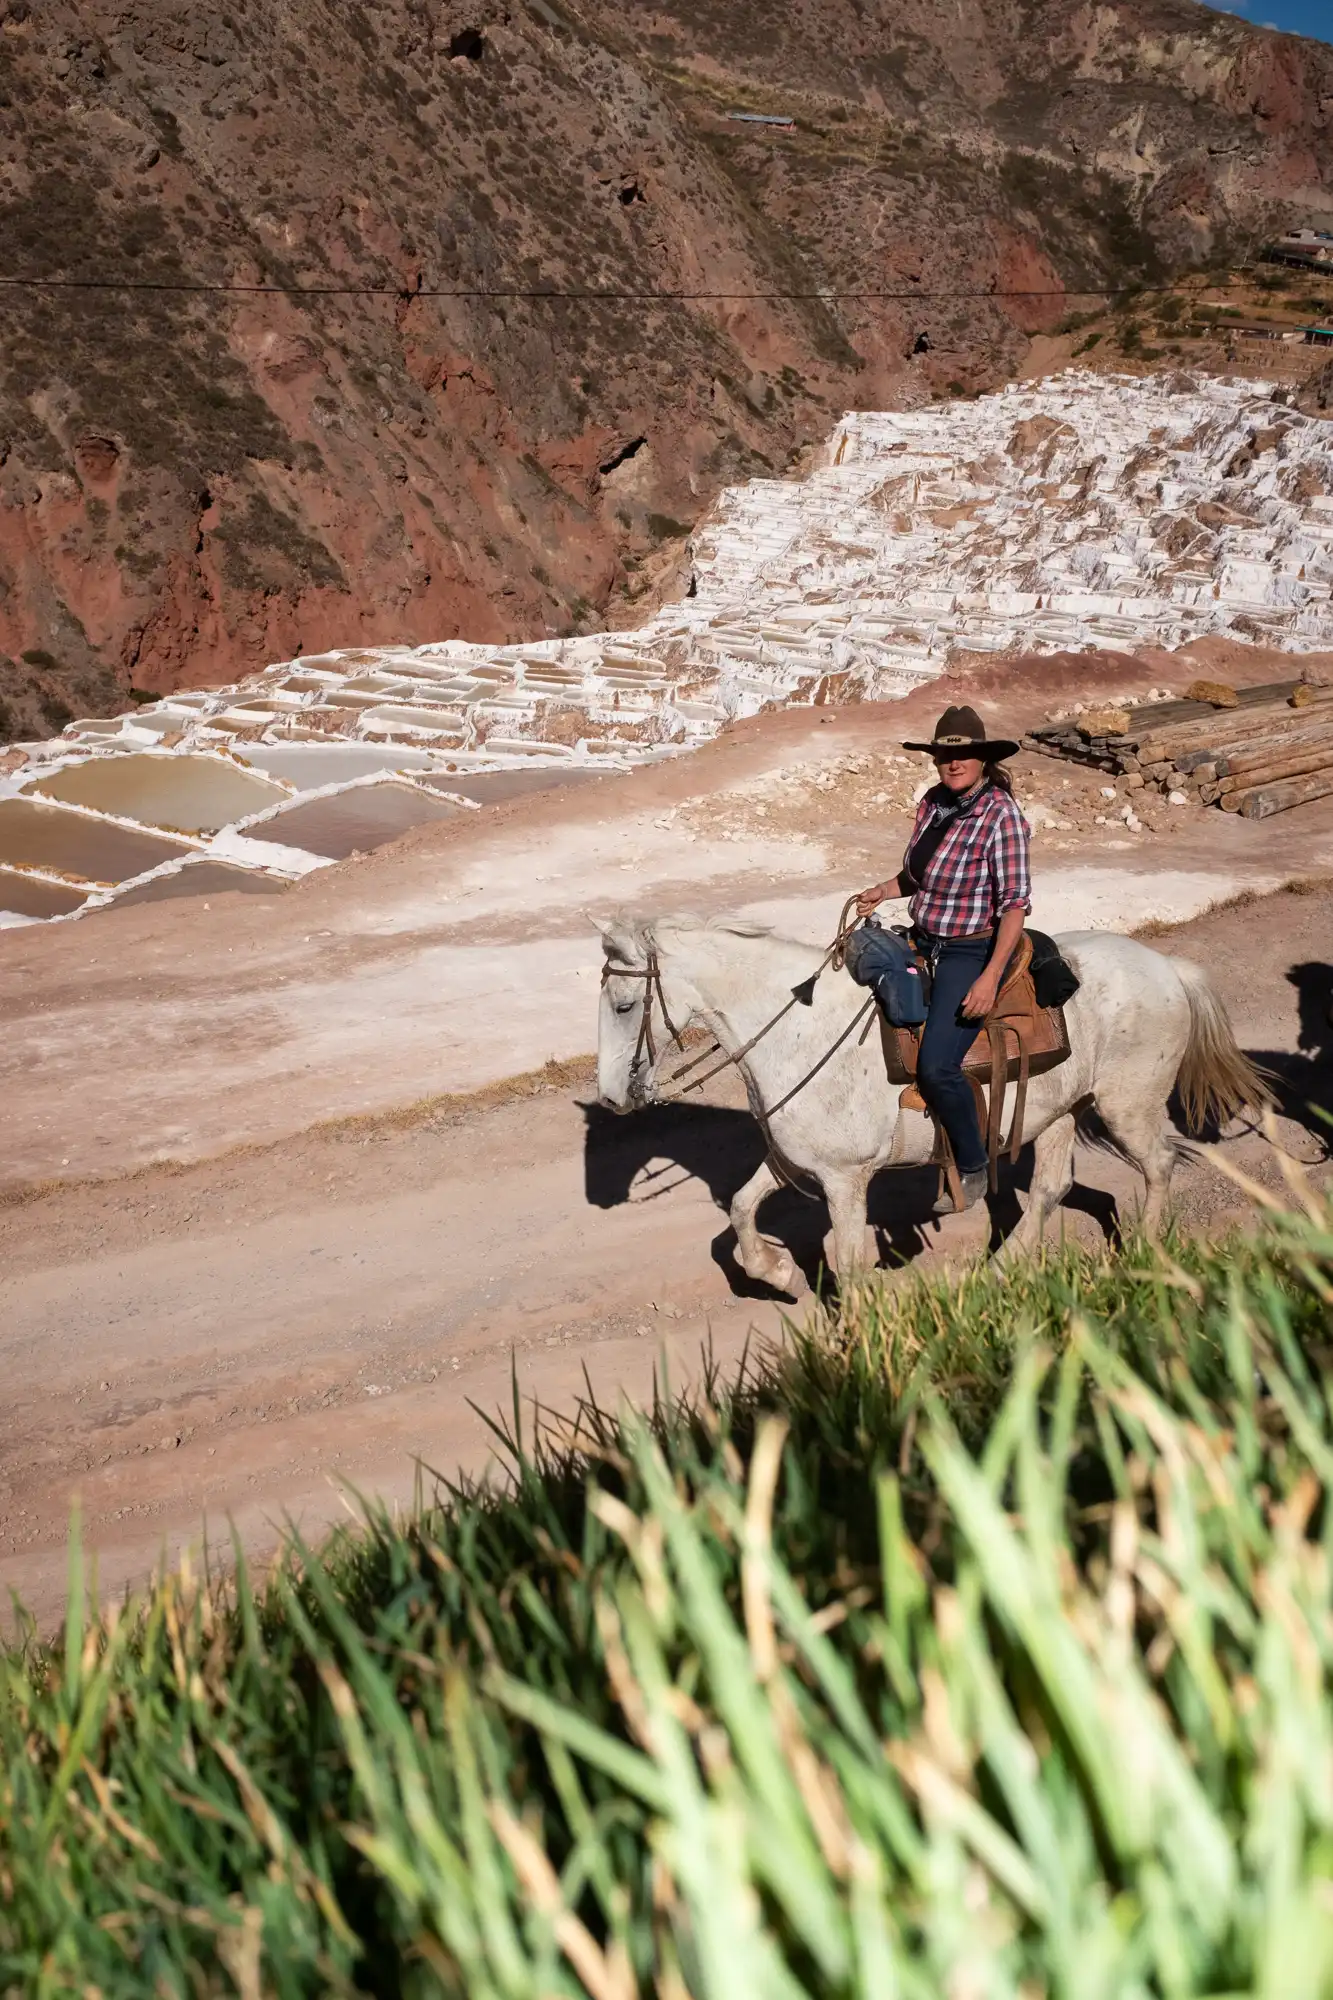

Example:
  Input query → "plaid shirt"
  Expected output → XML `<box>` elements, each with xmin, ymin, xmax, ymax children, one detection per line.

<box><xmin>903</xmin><ymin>781</ymin><xmax>1031</xmax><ymax>938</ymax></box>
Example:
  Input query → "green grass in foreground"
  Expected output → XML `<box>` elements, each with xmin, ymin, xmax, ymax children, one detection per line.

<box><xmin>5</xmin><ymin>1203</ymin><xmax>1333</xmax><ymax>1996</ymax></box>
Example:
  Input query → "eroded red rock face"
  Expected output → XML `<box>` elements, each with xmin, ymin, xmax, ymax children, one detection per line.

<box><xmin>0</xmin><ymin>0</ymin><xmax>1329</xmax><ymax>735</ymax></box>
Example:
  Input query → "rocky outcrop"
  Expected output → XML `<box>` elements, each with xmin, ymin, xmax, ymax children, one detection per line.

<box><xmin>0</xmin><ymin>0</ymin><xmax>1330</xmax><ymax>731</ymax></box>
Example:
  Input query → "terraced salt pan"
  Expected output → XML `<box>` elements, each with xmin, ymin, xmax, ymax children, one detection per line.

<box><xmin>241</xmin><ymin>781</ymin><xmax>467</xmax><ymax>861</ymax></box>
<box><xmin>110</xmin><ymin>860</ymin><xmax>291</xmax><ymax>909</ymax></box>
<box><xmin>0</xmin><ymin>868</ymin><xmax>87</xmax><ymax>919</ymax></box>
<box><xmin>6</xmin><ymin>369</ymin><xmax>1333</xmax><ymax>923</ymax></box>
<box><xmin>27</xmin><ymin>753</ymin><xmax>286</xmax><ymax>832</ymax></box>
<box><xmin>239</xmin><ymin>743</ymin><xmax>446</xmax><ymax>786</ymax></box>
<box><xmin>0</xmin><ymin>799</ymin><xmax>193</xmax><ymax>884</ymax></box>
<box><xmin>421</xmin><ymin>767</ymin><xmax>607</xmax><ymax>805</ymax></box>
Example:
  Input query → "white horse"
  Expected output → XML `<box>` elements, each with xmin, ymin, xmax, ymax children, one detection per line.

<box><xmin>594</xmin><ymin>911</ymin><xmax>1266</xmax><ymax>1286</ymax></box>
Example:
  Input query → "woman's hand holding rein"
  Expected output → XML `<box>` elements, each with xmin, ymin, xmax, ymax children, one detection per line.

<box><xmin>855</xmin><ymin>875</ymin><xmax>905</xmax><ymax>920</ymax></box>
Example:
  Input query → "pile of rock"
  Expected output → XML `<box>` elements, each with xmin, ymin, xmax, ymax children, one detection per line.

<box><xmin>677</xmin><ymin>750</ymin><xmax>928</xmax><ymax>843</ymax></box>
<box><xmin>1022</xmin><ymin>769</ymin><xmax>1192</xmax><ymax>840</ymax></box>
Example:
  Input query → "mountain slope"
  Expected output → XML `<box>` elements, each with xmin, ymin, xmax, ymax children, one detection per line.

<box><xmin>0</xmin><ymin>0</ymin><xmax>1331</xmax><ymax>734</ymax></box>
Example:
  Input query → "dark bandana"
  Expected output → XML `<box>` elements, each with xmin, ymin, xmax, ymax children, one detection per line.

<box><xmin>901</xmin><ymin>778</ymin><xmax>987</xmax><ymax>892</ymax></box>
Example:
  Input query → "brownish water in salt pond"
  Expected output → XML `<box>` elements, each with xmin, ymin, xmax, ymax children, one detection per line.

<box><xmin>0</xmin><ymin>800</ymin><xmax>192</xmax><ymax>883</ymax></box>
<box><xmin>27</xmin><ymin>755</ymin><xmax>286</xmax><ymax>833</ymax></box>
<box><xmin>244</xmin><ymin>784</ymin><xmax>464</xmax><ymax>859</ymax></box>
<box><xmin>0</xmin><ymin>869</ymin><xmax>87</xmax><ymax>917</ymax></box>
<box><xmin>109</xmin><ymin>861</ymin><xmax>291</xmax><ymax>910</ymax></box>
<box><xmin>420</xmin><ymin>768</ymin><xmax>606</xmax><ymax>806</ymax></box>
<box><xmin>240</xmin><ymin>744</ymin><xmax>439</xmax><ymax>786</ymax></box>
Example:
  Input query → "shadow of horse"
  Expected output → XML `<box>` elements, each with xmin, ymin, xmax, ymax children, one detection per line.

<box><xmin>1260</xmin><ymin>961</ymin><xmax>1333</xmax><ymax>1146</ymax></box>
<box><xmin>581</xmin><ymin>1099</ymin><xmax>825</xmax><ymax>1297</ymax></box>
<box><xmin>580</xmin><ymin>1099</ymin><xmax>1122</xmax><ymax>1298</ymax></box>
<box><xmin>1169</xmin><ymin>962</ymin><xmax>1333</xmax><ymax>1157</ymax></box>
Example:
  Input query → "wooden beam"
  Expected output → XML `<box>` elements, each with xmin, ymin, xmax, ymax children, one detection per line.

<box><xmin>1218</xmin><ymin>745</ymin><xmax>1333</xmax><ymax>793</ymax></box>
<box><xmin>1223</xmin><ymin>767</ymin><xmax>1333</xmax><ymax>818</ymax></box>
<box><xmin>1213</xmin><ymin>721</ymin><xmax>1333</xmax><ymax>776</ymax></box>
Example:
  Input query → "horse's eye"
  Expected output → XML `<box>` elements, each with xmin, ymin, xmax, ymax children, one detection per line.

<box><xmin>612</xmin><ymin>999</ymin><xmax>636</xmax><ymax>1016</ymax></box>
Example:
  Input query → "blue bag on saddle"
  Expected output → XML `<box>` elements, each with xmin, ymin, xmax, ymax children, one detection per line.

<box><xmin>842</xmin><ymin>919</ymin><xmax>928</xmax><ymax>1027</ymax></box>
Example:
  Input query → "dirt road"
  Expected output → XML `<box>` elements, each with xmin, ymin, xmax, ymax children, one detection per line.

<box><xmin>0</xmin><ymin>1078</ymin><xmax>783</xmax><ymax>1631</ymax></box>
<box><xmin>2</xmin><ymin>882</ymin><xmax>1330</xmax><ymax>1633</ymax></box>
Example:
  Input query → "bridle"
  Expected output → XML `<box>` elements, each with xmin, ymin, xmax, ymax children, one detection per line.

<box><xmin>600</xmin><ymin>897</ymin><xmax>875</xmax><ymax>1118</ymax></box>
<box><xmin>601</xmin><ymin>942</ymin><xmax>687</xmax><ymax>1100</ymax></box>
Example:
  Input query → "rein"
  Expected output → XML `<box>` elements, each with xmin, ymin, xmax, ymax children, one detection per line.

<box><xmin>602</xmin><ymin>897</ymin><xmax>872</xmax><ymax>1120</ymax></box>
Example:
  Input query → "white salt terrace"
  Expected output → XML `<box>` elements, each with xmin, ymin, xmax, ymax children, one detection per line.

<box><xmin>3</xmin><ymin>369</ymin><xmax>1332</xmax><ymax>920</ymax></box>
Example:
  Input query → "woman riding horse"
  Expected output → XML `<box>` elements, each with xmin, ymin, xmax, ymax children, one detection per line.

<box><xmin>857</xmin><ymin>705</ymin><xmax>1030</xmax><ymax>1215</ymax></box>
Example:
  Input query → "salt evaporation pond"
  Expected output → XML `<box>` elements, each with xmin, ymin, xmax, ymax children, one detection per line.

<box><xmin>6</xmin><ymin>370</ymin><xmax>1333</xmax><ymax>924</ymax></box>
<box><xmin>110</xmin><ymin>860</ymin><xmax>290</xmax><ymax>909</ymax></box>
<box><xmin>0</xmin><ymin>799</ymin><xmax>192</xmax><ymax>883</ymax></box>
<box><xmin>420</xmin><ymin>767</ymin><xmax>607</xmax><ymax>805</ymax></box>
<box><xmin>243</xmin><ymin>781</ymin><xmax>465</xmax><ymax>860</ymax></box>
<box><xmin>238</xmin><ymin>743</ymin><xmax>442</xmax><ymax>787</ymax></box>
<box><xmin>26</xmin><ymin>754</ymin><xmax>285</xmax><ymax>833</ymax></box>
<box><xmin>0</xmin><ymin>868</ymin><xmax>88</xmax><ymax>918</ymax></box>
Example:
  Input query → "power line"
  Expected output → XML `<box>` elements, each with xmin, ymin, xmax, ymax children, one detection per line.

<box><xmin>0</xmin><ymin>274</ymin><xmax>1185</xmax><ymax>302</ymax></box>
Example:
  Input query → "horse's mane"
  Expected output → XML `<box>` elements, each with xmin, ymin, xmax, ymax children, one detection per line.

<box><xmin>597</xmin><ymin>910</ymin><xmax>826</xmax><ymax>972</ymax></box>
<box><xmin>649</xmin><ymin>911</ymin><xmax>776</xmax><ymax>942</ymax></box>
<box><xmin>596</xmin><ymin>908</ymin><xmax>772</xmax><ymax>942</ymax></box>
<box><xmin>703</xmin><ymin>912</ymin><xmax>775</xmax><ymax>940</ymax></box>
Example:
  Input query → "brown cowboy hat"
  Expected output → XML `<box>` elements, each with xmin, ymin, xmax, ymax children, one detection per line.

<box><xmin>902</xmin><ymin>703</ymin><xmax>1020</xmax><ymax>762</ymax></box>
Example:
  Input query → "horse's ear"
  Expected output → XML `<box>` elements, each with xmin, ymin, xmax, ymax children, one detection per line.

<box><xmin>589</xmin><ymin>911</ymin><xmax>639</xmax><ymax>961</ymax></box>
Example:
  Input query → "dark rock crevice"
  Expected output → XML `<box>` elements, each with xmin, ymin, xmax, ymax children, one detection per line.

<box><xmin>598</xmin><ymin>436</ymin><xmax>648</xmax><ymax>476</ymax></box>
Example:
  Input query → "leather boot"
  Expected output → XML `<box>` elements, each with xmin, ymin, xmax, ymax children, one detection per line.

<box><xmin>933</xmin><ymin>1167</ymin><xmax>988</xmax><ymax>1216</ymax></box>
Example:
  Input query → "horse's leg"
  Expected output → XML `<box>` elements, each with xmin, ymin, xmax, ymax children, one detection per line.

<box><xmin>823</xmin><ymin>1169</ymin><xmax>874</xmax><ymax>1283</ymax></box>
<box><xmin>1004</xmin><ymin>1113</ymin><xmax>1076</xmax><ymax>1256</ymax></box>
<box><xmin>729</xmin><ymin>1158</ymin><xmax>798</xmax><ymax>1294</ymax></box>
<box><xmin>1094</xmin><ymin>1089</ymin><xmax>1177</xmax><ymax>1239</ymax></box>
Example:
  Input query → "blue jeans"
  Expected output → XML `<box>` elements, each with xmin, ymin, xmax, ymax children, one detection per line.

<box><xmin>915</xmin><ymin>933</ymin><xmax>992</xmax><ymax>1176</ymax></box>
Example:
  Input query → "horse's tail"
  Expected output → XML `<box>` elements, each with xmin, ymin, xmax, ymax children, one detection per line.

<box><xmin>1173</xmin><ymin>957</ymin><xmax>1273</xmax><ymax>1134</ymax></box>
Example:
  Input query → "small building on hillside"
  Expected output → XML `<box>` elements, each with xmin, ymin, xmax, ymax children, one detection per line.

<box><xmin>1186</xmin><ymin>319</ymin><xmax>1303</xmax><ymax>343</ymax></box>
<box><xmin>1265</xmin><ymin>233</ymin><xmax>1333</xmax><ymax>272</ymax></box>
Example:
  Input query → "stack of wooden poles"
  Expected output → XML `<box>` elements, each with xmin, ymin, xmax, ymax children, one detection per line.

<box><xmin>1024</xmin><ymin>677</ymin><xmax>1333</xmax><ymax>819</ymax></box>
<box><xmin>1135</xmin><ymin>684</ymin><xmax>1333</xmax><ymax>818</ymax></box>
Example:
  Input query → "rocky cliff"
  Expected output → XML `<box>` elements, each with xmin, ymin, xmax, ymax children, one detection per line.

<box><xmin>1</xmin><ymin>0</ymin><xmax>1331</xmax><ymax>734</ymax></box>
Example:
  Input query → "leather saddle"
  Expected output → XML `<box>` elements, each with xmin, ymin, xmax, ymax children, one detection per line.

<box><xmin>882</xmin><ymin>933</ymin><xmax>1072</xmax><ymax>1201</ymax></box>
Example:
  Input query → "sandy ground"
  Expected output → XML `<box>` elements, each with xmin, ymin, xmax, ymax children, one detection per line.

<box><xmin>2</xmin><ymin>647</ymin><xmax>1332</xmax><ymax>1632</ymax></box>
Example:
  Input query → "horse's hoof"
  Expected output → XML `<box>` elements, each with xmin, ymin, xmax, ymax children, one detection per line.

<box><xmin>736</xmin><ymin>1244</ymin><xmax>798</xmax><ymax>1295</ymax></box>
<box><xmin>766</xmin><ymin>1255</ymin><xmax>798</xmax><ymax>1295</ymax></box>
